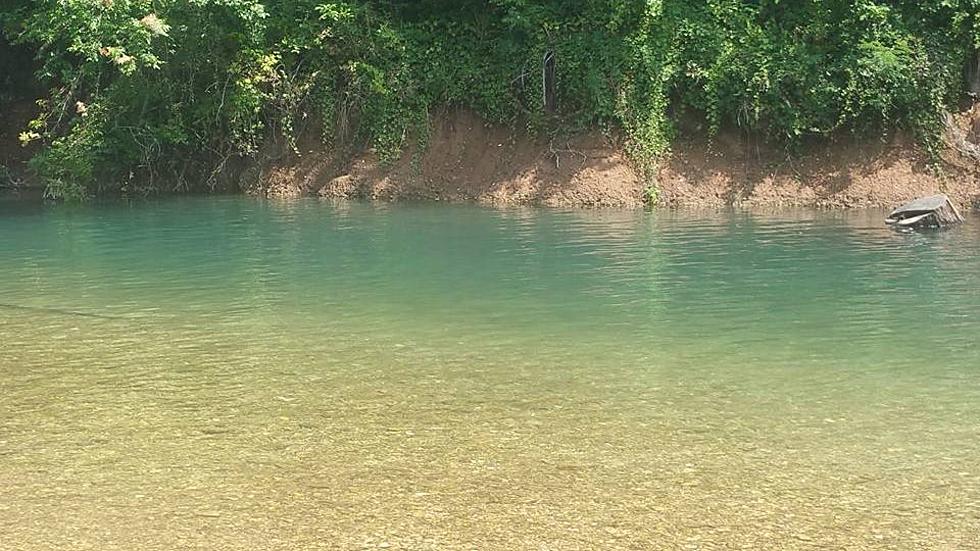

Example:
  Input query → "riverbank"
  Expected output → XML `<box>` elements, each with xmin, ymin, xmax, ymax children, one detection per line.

<box><xmin>5</xmin><ymin>104</ymin><xmax>980</xmax><ymax>209</ymax></box>
<box><xmin>253</xmin><ymin>106</ymin><xmax>980</xmax><ymax>210</ymax></box>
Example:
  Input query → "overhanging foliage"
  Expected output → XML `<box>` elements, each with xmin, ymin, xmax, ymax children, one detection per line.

<box><xmin>2</xmin><ymin>0</ymin><xmax>978</xmax><ymax>199</ymax></box>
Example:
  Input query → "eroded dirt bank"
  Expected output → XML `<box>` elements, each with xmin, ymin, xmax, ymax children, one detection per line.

<box><xmin>255</xmin><ymin>107</ymin><xmax>980</xmax><ymax>209</ymax></box>
<box><xmin>255</xmin><ymin>109</ymin><xmax>643</xmax><ymax>207</ymax></box>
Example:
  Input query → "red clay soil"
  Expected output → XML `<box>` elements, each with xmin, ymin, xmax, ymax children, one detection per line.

<box><xmin>5</xmin><ymin>100</ymin><xmax>977</xmax><ymax>208</ymax></box>
<box><xmin>257</xmin><ymin>109</ymin><xmax>643</xmax><ymax>207</ymax></box>
<box><xmin>661</xmin><ymin>128</ymin><xmax>980</xmax><ymax>209</ymax></box>
<box><xmin>255</xmin><ymin>106</ymin><xmax>980</xmax><ymax>210</ymax></box>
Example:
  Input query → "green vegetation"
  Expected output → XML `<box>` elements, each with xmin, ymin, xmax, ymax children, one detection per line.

<box><xmin>2</xmin><ymin>1</ymin><xmax>979</xmax><ymax>199</ymax></box>
<box><xmin>0</xmin><ymin>164</ymin><xmax>14</xmax><ymax>189</ymax></box>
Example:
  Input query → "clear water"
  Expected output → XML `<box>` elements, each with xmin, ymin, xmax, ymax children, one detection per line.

<box><xmin>1</xmin><ymin>197</ymin><xmax>979</xmax><ymax>549</ymax></box>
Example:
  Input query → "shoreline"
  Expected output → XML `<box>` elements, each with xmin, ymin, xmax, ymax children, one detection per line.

<box><xmin>252</xmin><ymin>108</ymin><xmax>980</xmax><ymax>211</ymax></box>
<box><xmin>5</xmin><ymin>108</ymin><xmax>980</xmax><ymax>211</ymax></box>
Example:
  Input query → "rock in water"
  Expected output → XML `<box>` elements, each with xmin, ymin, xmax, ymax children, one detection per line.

<box><xmin>885</xmin><ymin>194</ymin><xmax>964</xmax><ymax>229</ymax></box>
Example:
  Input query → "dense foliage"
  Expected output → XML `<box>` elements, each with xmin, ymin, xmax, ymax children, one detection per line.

<box><xmin>2</xmin><ymin>0</ymin><xmax>979</xmax><ymax>199</ymax></box>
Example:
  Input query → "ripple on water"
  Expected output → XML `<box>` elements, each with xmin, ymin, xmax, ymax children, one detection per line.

<box><xmin>1</xmin><ymin>199</ymin><xmax>979</xmax><ymax>549</ymax></box>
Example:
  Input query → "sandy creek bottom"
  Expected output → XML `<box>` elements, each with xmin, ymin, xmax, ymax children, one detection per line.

<box><xmin>2</xmin><ymin>198</ymin><xmax>979</xmax><ymax>549</ymax></box>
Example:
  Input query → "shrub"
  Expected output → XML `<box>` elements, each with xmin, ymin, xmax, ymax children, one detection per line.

<box><xmin>3</xmin><ymin>0</ymin><xmax>978</xmax><ymax>198</ymax></box>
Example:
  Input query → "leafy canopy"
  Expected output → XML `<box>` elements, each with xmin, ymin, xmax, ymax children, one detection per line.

<box><xmin>2</xmin><ymin>0</ymin><xmax>978</xmax><ymax>199</ymax></box>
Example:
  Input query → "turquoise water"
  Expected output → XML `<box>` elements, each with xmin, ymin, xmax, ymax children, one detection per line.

<box><xmin>1</xmin><ymin>197</ymin><xmax>979</xmax><ymax>549</ymax></box>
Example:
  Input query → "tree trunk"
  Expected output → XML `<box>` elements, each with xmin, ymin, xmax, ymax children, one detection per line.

<box><xmin>542</xmin><ymin>51</ymin><xmax>556</xmax><ymax>114</ymax></box>
<box><xmin>968</xmin><ymin>48</ymin><xmax>980</xmax><ymax>97</ymax></box>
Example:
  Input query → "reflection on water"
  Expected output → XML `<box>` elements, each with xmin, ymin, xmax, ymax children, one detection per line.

<box><xmin>2</xmin><ymin>198</ymin><xmax>979</xmax><ymax>549</ymax></box>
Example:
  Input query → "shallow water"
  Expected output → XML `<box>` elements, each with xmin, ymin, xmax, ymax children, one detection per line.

<box><xmin>1</xmin><ymin>198</ymin><xmax>979</xmax><ymax>550</ymax></box>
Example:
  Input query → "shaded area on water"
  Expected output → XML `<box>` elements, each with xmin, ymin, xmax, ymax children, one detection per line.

<box><xmin>2</xmin><ymin>198</ymin><xmax>979</xmax><ymax>549</ymax></box>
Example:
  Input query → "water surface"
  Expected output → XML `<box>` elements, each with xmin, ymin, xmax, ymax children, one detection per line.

<box><xmin>2</xmin><ymin>198</ymin><xmax>979</xmax><ymax>549</ymax></box>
